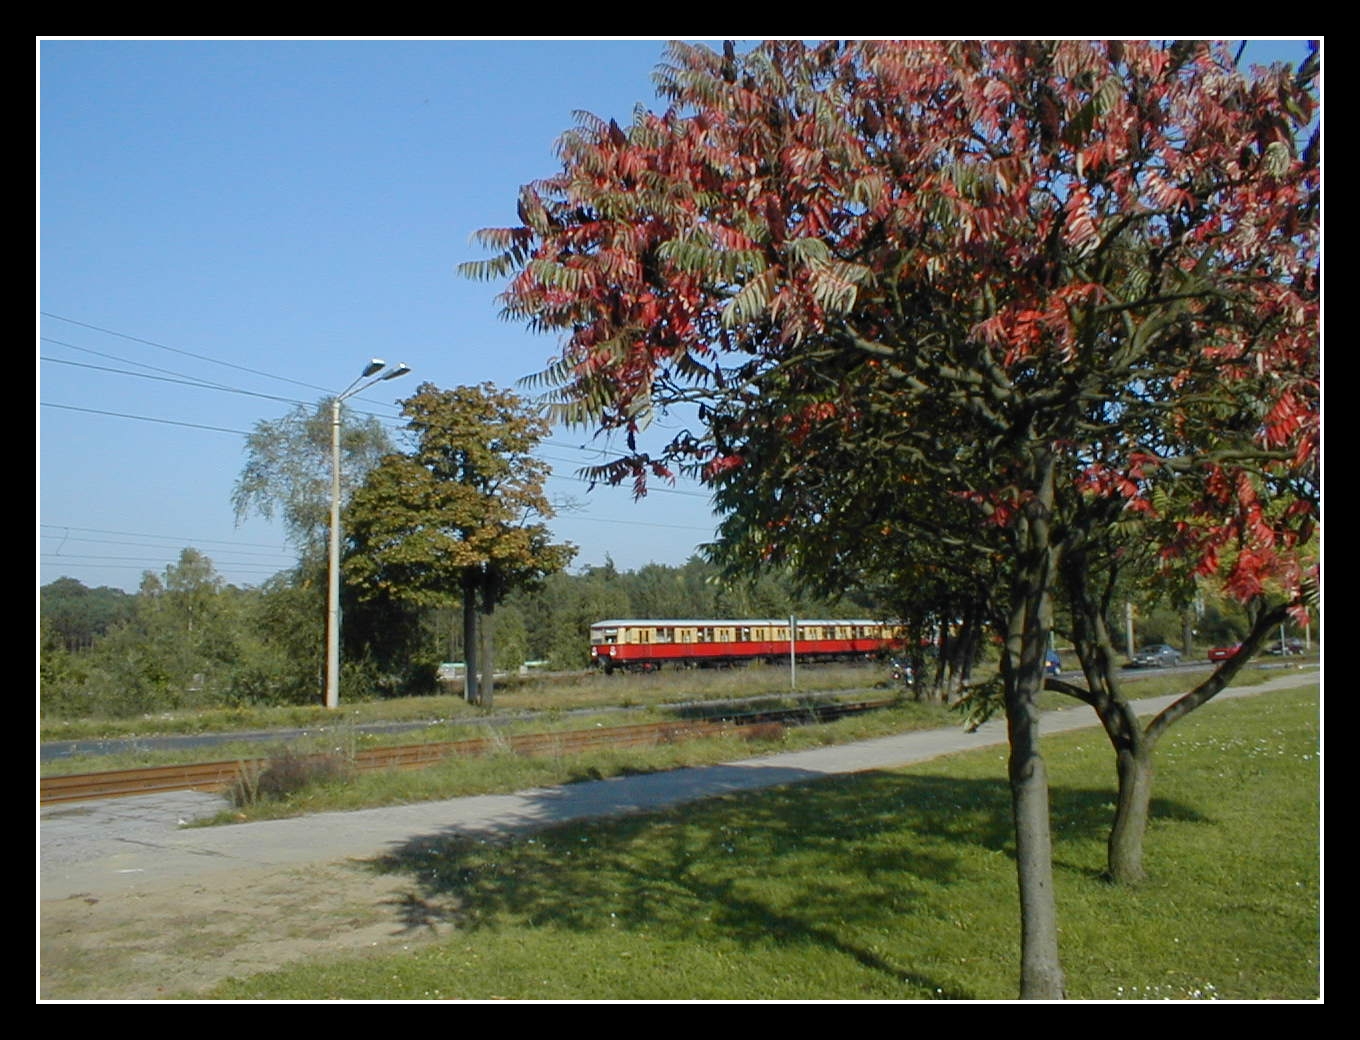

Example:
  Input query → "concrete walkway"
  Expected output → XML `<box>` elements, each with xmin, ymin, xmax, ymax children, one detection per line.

<box><xmin>40</xmin><ymin>671</ymin><xmax>1319</xmax><ymax>902</ymax></box>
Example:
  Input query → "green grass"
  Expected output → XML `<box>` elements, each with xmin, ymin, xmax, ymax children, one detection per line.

<box><xmin>208</xmin><ymin>684</ymin><xmax>1320</xmax><ymax>1000</ymax></box>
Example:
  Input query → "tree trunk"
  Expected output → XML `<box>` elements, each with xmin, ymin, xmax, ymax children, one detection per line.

<box><xmin>1108</xmin><ymin>747</ymin><xmax>1154</xmax><ymax>884</ymax></box>
<box><xmin>1005</xmin><ymin>450</ymin><xmax>1065</xmax><ymax>1000</ymax></box>
<box><xmin>953</xmin><ymin>610</ymin><xmax>981</xmax><ymax>702</ymax></box>
<box><xmin>462</xmin><ymin>570</ymin><xmax>479</xmax><ymax>704</ymax></box>
<box><xmin>1007</xmin><ymin>690</ymin><xmax>1066</xmax><ymax>999</ymax></box>
<box><xmin>478</xmin><ymin>607</ymin><xmax>495</xmax><ymax>708</ymax></box>
<box><xmin>1062</xmin><ymin>540</ymin><xmax>1155</xmax><ymax>886</ymax></box>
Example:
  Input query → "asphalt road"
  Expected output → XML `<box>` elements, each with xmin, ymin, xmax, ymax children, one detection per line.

<box><xmin>39</xmin><ymin>670</ymin><xmax>1319</xmax><ymax>903</ymax></box>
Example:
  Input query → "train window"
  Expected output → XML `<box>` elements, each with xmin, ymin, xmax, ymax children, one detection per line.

<box><xmin>656</xmin><ymin>627</ymin><xmax>672</xmax><ymax>643</ymax></box>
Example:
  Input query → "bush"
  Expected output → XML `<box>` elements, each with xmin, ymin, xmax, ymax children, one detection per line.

<box><xmin>741</xmin><ymin>721</ymin><xmax>787</xmax><ymax>744</ymax></box>
<box><xmin>231</xmin><ymin>747</ymin><xmax>351</xmax><ymax>807</ymax></box>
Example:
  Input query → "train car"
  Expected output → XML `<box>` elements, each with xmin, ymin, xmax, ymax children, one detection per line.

<box><xmin>589</xmin><ymin>619</ymin><xmax>903</xmax><ymax>673</ymax></box>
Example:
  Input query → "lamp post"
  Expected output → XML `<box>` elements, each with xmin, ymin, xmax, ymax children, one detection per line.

<box><xmin>326</xmin><ymin>359</ymin><xmax>411</xmax><ymax>709</ymax></box>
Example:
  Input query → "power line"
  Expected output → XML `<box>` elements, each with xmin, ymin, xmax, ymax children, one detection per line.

<box><xmin>38</xmin><ymin>524</ymin><xmax>288</xmax><ymax>550</ymax></box>
<box><xmin>41</xmin><ymin>314</ymin><xmax>409</xmax><ymax>419</ymax></box>
<box><xmin>39</xmin><ymin>535</ymin><xmax>293</xmax><ymax>560</ymax></box>
<box><xmin>42</xmin><ymin>316</ymin><xmax>708</xmax><ymax>458</ymax></box>
<box><xmin>40</xmin><ymin>402</ymin><xmax>712</xmax><ymax>500</ymax></box>
<box><xmin>40</xmin><ymin>355</ymin><xmax>408</xmax><ymax>434</ymax></box>
<box><xmin>42</xmin><ymin>316</ymin><xmax>712</xmax><ymax>490</ymax></box>
<box><xmin>39</xmin><ymin>402</ymin><xmax>254</xmax><ymax>436</ymax></box>
<box><xmin>41</xmin><ymin>354</ymin><xmax>310</xmax><ymax>406</ymax></box>
<box><xmin>42</xmin><ymin>336</ymin><xmax>252</xmax><ymax>392</ymax></box>
<box><xmin>539</xmin><ymin>457</ymin><xmax>711</xmax><ymax>499</ymax></box>
<box><xmin>41</xmin><ymin>311</ymin><xmax>334</xmax><ymax>395</ymax></box>
<box><xmin>40</xmin><ymin>553</ymin><xmax>289</xmax><ymax>571</ymax></box>
<box><xmin>43</xmin><ymin>340</ymin><xmax>407</xmax><ymax>424</ymax></box>
<box><xmin>551</xmin><ymin>515</ymin><xmax>712</xmax><ymax>533</ymax></box>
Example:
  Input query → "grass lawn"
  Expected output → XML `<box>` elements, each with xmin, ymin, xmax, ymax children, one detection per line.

<box><xmin>208</xmin><ymin>684</ymin><xmax>1319</xmax><ymax>1000</ymax></box>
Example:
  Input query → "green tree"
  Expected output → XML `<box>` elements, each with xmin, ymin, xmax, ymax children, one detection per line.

<box><xmin>466</xmin><ymin>41</ymin><xmax>1318</xmax><ymax>996</ymax></box>
<box><xmin>517</xmin><ymin>567</ymin><xmax>631</xmax><ymax>669</ymax></box>
<box><xmin>65</xmin><ymin>549</ymin><xmax>242</xmax><ymax>716</ymax></box>
<box><xmin>233</xmin><ymin>400</ymin><xmax>393</xmax><ymax>557</ymax></box>
<box><xmin>491</xmin><ymin>601</ymin><xmax>530</xmax><ymax>673</ymax></box>
<box><xmin>345</xmin><ymin>383</ymin><xmax>576</xmax><ymax>706</ymax></box>
<box><xmin>1050</xmin><ymin>487</ymin><xmax>1314</xmax><ymax>883</ymax></box>
<box><xmin>40</xmin><ymin>616</ymin><xmax>89</xmax><ymax>717</ymax></box>
<box><xmin>40</xmin><ymin>577</ymin><xmax>134</xmax><ymax>652</ymax></box>
<box><xmin>233</xmin><ymin>399</ymin><xmax>413</xmax><ymax>702</ymax></box>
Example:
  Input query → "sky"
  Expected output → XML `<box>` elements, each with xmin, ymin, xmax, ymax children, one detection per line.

<box><xmin>38</xmin><ymin>38</ymin><xmax>1317</xmax><ymax>593</ymax></box>
<box><xmin>39</xmin><ymin>38</ymin><xmax>728</xmax><ymax>592</ymax></box>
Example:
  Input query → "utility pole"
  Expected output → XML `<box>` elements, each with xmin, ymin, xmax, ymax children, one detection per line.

<box><xmin>326</xmin><ymin>359</ymin><xmax>411</xmax><ymax>709</ymax></box>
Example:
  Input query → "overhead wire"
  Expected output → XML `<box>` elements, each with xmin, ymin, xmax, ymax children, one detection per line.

<box><xmin>40</xmin><ymin>315</ymin><xmax>720</xmax><ymax>581</ymax></box>
<box><xmin>41</xmin><ymin>311</ymin><xmax>337</xmax><ymax>396</ymax></box>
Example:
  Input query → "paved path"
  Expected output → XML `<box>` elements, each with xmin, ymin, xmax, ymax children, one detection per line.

<box><xmin>40</xmin><ymin>672</ymin><xmax>1318</xmax><ymax>902</ymax></box>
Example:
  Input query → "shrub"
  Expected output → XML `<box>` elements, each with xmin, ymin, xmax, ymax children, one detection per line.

<box><xmin>741</xmin><ymin>721</ymin><xmax>787</xmax><ymax>744</ymax></box>
<box><xmin>231</xmin><ymin>747</ymin><xmax>351</xmax><ymax>807</ymax></box>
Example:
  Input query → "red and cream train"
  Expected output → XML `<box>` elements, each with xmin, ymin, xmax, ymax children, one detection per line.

<box><xmin>589</xmin><ymin>618</ymin><xmax>903</xmax><ymax>673</ymax></box>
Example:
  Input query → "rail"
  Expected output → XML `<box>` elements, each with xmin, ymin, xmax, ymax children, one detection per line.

<box><xmin>40</xmin><ymin>697</ymin><xmax>893</xmax><ymax>805</ymax></box>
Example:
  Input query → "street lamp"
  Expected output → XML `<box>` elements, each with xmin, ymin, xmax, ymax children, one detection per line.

<box><xmin>326</xmin><ymin>359</ymin><xmax>411</xmax><ymax>709</ymax></box>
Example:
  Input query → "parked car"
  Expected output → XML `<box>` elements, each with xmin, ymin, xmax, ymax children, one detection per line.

<box><xmin>1267</xmin><ymin>638</ymin><xmax>1306</xmax><ymax>656</ymax></box>
<box><xmin>1130</xmin><ymin>644</ymin><xmax>1182</xmax><ymax>668</ymax></box>
<box><xmin>1208</xmin><ymin>644</ymin><xmax>1242</xmax><ymax>662</ymax></box>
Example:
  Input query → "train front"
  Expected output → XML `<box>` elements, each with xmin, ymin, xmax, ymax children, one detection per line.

<box><xmin>589</xmin><ymin>621</ymin><xmax>623</xmax><ymax>672</ymax></box>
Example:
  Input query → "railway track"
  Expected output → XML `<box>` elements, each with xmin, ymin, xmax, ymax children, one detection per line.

<box><xmin>40</xmin><ymin>697</ymin><xmax>893</xmax><ymax>805</ymax></box>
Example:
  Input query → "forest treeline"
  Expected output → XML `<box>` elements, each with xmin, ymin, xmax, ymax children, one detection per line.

<box><xmin>41</xmin><ymin>549</ymin><xmax>1261</xmax><ymax>721</ymax></box>
<box><xmin>40</xmin><ymin>551</ymin><xmax>871</xmax><ymax>718</ymax></box>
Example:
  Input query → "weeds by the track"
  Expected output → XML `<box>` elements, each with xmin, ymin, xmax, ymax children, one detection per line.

<box><xmin>40</xmin><ymin>661</ymin><xmax>894</xmax><ymax>744</ymax></box>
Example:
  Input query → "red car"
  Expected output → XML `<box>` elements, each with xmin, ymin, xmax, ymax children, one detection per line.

<box><xmin>1208</xmin><ymin>644</ymin><xmax>1242</xmax><ymax>662</ymax></box>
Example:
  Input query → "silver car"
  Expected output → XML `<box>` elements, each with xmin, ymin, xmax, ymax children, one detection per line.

<box><xmin>1132</xmin><ymin>644</ymin><xmax>1182</xmax><ymax>668</ymax></box>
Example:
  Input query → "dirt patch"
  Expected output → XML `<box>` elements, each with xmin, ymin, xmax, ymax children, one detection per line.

<box><xmin>40</xmin><ymin>859</ymin><xmax>463</xmax><ymax>999</ymax></box>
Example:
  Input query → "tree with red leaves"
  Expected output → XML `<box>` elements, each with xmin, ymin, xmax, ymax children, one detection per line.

<box><xmin>466</xmin><ymin>40</ymin><xmax>1318</xmax><ymax>999</ymax></box>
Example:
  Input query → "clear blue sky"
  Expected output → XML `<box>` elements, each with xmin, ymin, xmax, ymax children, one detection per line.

<box><xmin>39</xmin><ymin>38</ymin><xmax>727</xmax><ymax>591</ymax></box>
<box><xmin>38</xmin><ymin>38</ymin><xmax>1316</xmax><ymax>592</ymax></box>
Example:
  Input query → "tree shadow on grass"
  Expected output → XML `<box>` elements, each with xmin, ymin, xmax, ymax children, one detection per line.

<box><xmin>363</xmin><ymin>764</ymin><xmax>1206</xmax><ymax>998</ymax></box>
<box><xmin>1046</xmin><ymin>784</ymin><xmax>1210</xmax><ymax>880</ymax></box>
